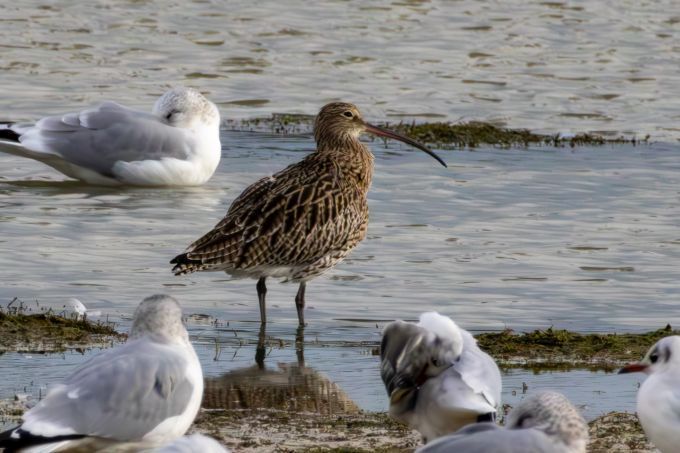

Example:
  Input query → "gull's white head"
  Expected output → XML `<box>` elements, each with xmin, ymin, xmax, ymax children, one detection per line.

<box><xmin>381</xmin><ymin>313</ymin><xmax>464</xmax><ymax>401</ymax></box>
<box><xmin>130</xmin><ymin>294</ymin><xmax>188</xmax><ymax>342</ymax></box>
<box><xmin>418</xmin><ymin>312</ymin><xmax>464</xmax><ymax>373</ymax></box>
<box><xmin>153</xmin><ymin>87</ymin><xmax>220</xmax><ymax>130</ymax></box>
<box><xmin>507</xmin><ymin>391</ymin><xmax>588</xmax><ymax>453</ymax></box>
<box><xmin>619</xmin><ymin>335</ymin><xmax>680</xmax><ymax>376</ymax></box>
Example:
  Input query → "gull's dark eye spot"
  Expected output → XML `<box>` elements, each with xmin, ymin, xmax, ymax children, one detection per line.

<box><xmin>514</xmin><ymin>413</ymin><xmax>533</xmax><ymax>428</ymax></box>
<box><xmin>165</xmin><ymin>110</ymin><xmax>178</xmax><ymax>120</ymax></box>
<box><xmin>650</xmin><ymin>350</ymin><xmax>659</xmax><ymax>364</ymax></box>
<box><xmin>342</xmin><ymin>111</ymin><xmax>353</xmax><ymax>118</ymax></box>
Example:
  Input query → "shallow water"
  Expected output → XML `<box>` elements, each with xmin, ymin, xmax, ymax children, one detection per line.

<box><xmin>2</xmin><ymin>0</ymin><xmax>680</xmax><ymax>139</ymax></box>
<box><xmin>1</xmin><ymin>135</ymin><xmax>679</xmax><ymax>430</ymax></box>
<box><xmin>2</xmin><ymin>134</ymin><xmax>679</xmax><ymax>332</ymax></box>
<box><xmin>0</xmin><ymin>341</ymin><xmax>644</xmax><ymax>428</ymax></box>
<box><xmin>2</xmin><ymin>0</ymin><xmax>680</xmax><ymax>437</ymax></box>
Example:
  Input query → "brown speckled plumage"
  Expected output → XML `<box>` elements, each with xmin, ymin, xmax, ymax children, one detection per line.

<box><xmin>171</xmin><ymin>102</ymin><xmax>445</xmax><ymax>325</ymax></box>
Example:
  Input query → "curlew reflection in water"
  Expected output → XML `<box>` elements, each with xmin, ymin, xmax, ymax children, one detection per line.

<box><xmin>203</xmin><ymin>362</ymin><xmax>360</xmax><ymax>415</ymax></box>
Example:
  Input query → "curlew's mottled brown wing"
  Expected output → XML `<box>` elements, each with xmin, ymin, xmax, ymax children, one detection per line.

<box><xmin>178</xmin><ymin>152</ymin><xmax>368</xmax><ymax>274</ymax></box>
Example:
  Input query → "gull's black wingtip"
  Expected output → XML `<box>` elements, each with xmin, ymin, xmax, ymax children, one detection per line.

<box><xmin>0</xmin><ymin>427</ymin><xmax>86</xmax><ymax>452</ymax></box>
<box><xmin>0</xmin><ymin>125</ymin><xmax>20</xmax><ymax>142</ymax></box>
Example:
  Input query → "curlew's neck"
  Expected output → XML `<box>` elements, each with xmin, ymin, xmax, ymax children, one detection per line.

<box><xmin>316</xmin><ymin>135</ymin><xmax>375</xmax><ymax>193</ymax></box>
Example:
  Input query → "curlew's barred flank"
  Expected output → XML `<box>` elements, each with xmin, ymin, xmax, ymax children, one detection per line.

<box><xmin>171</xmin><ymin>102</ymin><xmax>445</xmax><ymax>325</ymax></box>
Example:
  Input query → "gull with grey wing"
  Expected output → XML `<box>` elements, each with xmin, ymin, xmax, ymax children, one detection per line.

<box><xmin>380</xmin><ymin>312</ymin><xmax>502</xmax><ymax>443</ymax></box>
<box><xmin>0</xmin><ymin>295</ymin><xmax>203</xmax><ymax>452</ymax></box>
<box><xmin>0</xmin><ymin>87</ymin><xmax>221</xmax><ymax>186</ymax></box>
<box><xmin>619</xmin><ymin>335</ymin><xmax>680</xmax><ymax>453</ymax></box>
<box><xmin>417</xmin><ymin>391</ymin><xmax>588</xmax><ymax>453</ymax></box>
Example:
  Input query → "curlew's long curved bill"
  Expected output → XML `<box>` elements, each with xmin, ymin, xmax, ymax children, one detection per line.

<box><xmin>364</xmin><ymin>122</ymin><xmax>447</xmax><ymax>168</ymax></box>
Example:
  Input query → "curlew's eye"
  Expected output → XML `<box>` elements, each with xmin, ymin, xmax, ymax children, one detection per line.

<box><xmin>342</xmin><ymin>111</ymin><xmax>354</xmax><ymax>118</ymax></box>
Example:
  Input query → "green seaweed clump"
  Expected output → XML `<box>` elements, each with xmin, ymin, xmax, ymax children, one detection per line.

<box><xmin>391</xmin><ymin>121</ymin><xmax>645</xmax><ymax>148</ymax></box>
<box><xmin>0</xmin><ymin>300</ymin><xmax>124</xmax><ymax>352</ymax></box>
<box><xmin>227</xmin><ymin>112</ymin><xmax>647</xmax><ymax>148</ymax></box>
<box><xmin>392</xmin><ymin>121</ymin><xmax>545</xmax><ymax>148</ymax></box>
<box><xmin>476</xmin><ymin>325</ymin><xmax>675</xmax><ymax>370</ymax></box>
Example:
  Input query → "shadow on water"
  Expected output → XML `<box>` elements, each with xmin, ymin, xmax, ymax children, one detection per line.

<box><xmin>202</xmin><ymin>362</ymin><xmax>360</xmax><ymax>415</ymax></box>
<box><xmin>254</xmin><ymin>323</ymin><xmax>305</xmax><ymax>368</ymax></box>
<box><xmin>205</xmin><ymin>325</ymin><xmax>359</xmax><ymax>415</ymax></box>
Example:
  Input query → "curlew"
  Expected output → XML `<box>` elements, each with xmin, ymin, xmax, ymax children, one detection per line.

<box><xmin>171</xmin><ymin>102</ymin><xmax>446</xmax><ymax>325</ymax></box>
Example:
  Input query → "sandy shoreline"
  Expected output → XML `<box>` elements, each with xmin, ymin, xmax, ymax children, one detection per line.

<box><xmin>0</xmin><ymin>399</ymin><xmax>654</xmax><ymax>452</ymax></box>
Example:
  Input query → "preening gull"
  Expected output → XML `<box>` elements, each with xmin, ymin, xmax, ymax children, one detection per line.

<box><xmin>619</xmin><ymin>335</ymin><xmax>680</xmax><ymax>453</ymax></box>
<box><xmin>380</xmin><ymin>312</ymin><xmax>502</xmax><ymax>443</ymax></box>
<box><xmin>0</xmin><ymin>87</ymin><xmax>221</xmax><ymax>186</ymax></box>
<box><xmin>0</xmin><ymin>295</ymin><xmax>204</xmax><ymax>452</ymax></box>
<box><xmin>416</xmin><ymin>391</ymin><xmax>589</xmax><ymax>453</ymax></box>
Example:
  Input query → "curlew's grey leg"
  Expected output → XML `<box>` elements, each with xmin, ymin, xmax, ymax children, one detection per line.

<box><xmin>255</xmin><ymin>323</ymin><xmax>266</xmax><ymax>368</ymax></box>
<box><xmin>257</xmin><ymin>277</ymin><xmax>267</xmax><ymax>324</ymax></box>
<box><xmin>295</xmin><ymin>324</ymin><xmax>305</xmax><ymax>365</ymax></box>
<box><xmin>295</xmin><ymin>282</ymin><xmax>306</xmax><ymax>326</ymax></box>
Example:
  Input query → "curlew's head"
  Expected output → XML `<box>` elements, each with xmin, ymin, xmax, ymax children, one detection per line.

<box><xmin>314</xmin><ymin>102</ymin><xmax>446</xmax><ymax>167</ymax></box>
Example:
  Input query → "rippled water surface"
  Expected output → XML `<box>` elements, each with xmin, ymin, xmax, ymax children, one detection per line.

<box><xmin>2</xmin><ymin>134</ymin><xmax>679</xmax><ymax>332</ymax></box>
<box><xmin>2</xmin><ymin>0</ymin><xmax>680</xmax><ymax>139</ymax></box>
<box><xmin>1</xmin><ymin>0</ymin><xmax>680</xmax><ymax>436</ymax></box>
<box><xmin>1</xmin><ymin>135</ymin><xmax>679</xmax><ymax>425</ymax></box>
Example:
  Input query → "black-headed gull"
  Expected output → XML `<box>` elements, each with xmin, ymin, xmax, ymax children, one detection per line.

<box><xmin>619</xmin><ymin>335</ymin><xmax>680</xmax><ymax>453</ymax></box>
<box><xmin>0</xmin><ymin>87</ymin><xmax>221</xmax><ymax>186</ymax></box>
<box><xmin>0</xmin><ymin>295</ymin><xmax>204</xmax><ymax>451</ymax></box>
<box><xmin>417</xmin><ymin>391</ymin><xmax>588</xmax><ymax>453</ymax></box>
<box><xmin>380</xmin><ymin>311</ymin><xmax>502</xmax><ymax>443</ymax></box>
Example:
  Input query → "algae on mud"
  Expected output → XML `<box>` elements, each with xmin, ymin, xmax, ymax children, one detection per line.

<box><xmin>0</xmin><ymin>399</ymin><xmax>653</xmax><ymax>452</ymax></box>
<box><xmin>0</xmin><ymin>302</ymin><xmax>124</xmax><ymax>352</ymax></box>
<box><xmin>476</xmin><ymin>325</ymin><xmax>677</xmax><ymax>371</ymax></box>
<box><xmin>191</xmin><ymin>408</ymin><xmax>653</xmax><ymax>452</ymax></box>
<box><xmin>226</xmin><ymin>114</ymin><xmax>648</xmax><ymax>148</ymax></box>
<box><xmin>0</xmin><ymin>319</ymin><xmax>664</xmax><ymax>451</ymax></box>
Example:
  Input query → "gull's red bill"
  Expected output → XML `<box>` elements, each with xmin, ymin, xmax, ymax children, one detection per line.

<box><xmin>618</xmin><ymin>362</ymin><xmax>648</xmax><ymax>374</ymax></box>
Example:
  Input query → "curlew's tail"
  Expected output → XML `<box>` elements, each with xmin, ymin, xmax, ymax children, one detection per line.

<box><xmin>171</xmin><ymin>253</ymin><xmax>204</xmax><ymax>275</ymax></box>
